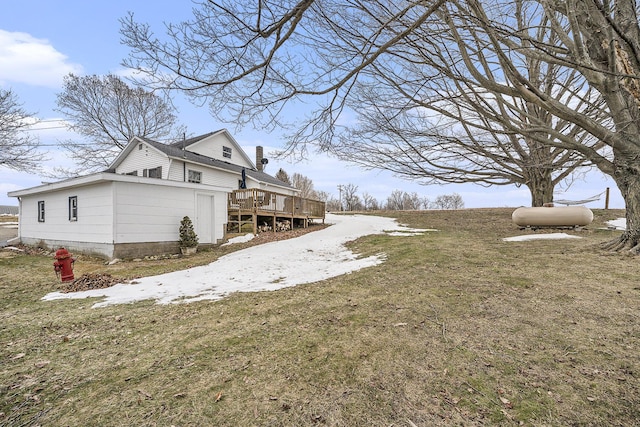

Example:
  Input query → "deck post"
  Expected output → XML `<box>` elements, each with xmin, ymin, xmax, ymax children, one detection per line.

<box><xmin>228</xmin><ymin>189</ymin><xmax>325</xmax><ymax>233</ymax></box>
<box><xmin>291</xmin><ymin>195</ymin><xmax>296</xmax><ymax>229</ymax></box>
<box><xmin>253</xmin><ymin>189</ymin><xmax>258</xmax><ymax>234</ymax></box>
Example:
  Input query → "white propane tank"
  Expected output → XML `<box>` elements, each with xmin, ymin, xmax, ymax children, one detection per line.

<box><xmin>512</xmin><ymin>206</ymin><xmax>594</xmax><ymax>228</ymax></box>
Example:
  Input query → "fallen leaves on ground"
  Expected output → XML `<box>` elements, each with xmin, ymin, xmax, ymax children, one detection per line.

<box><xmin>59</xmin><ymin>273</ymin><xmax>129</xmax><ymax>293</ymax></box>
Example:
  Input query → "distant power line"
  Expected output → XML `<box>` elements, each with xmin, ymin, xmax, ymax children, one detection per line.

<box><xmin>30</xmin><ymin>118</ymin><xmax>64</xmax><ymax>123</ymax></box>
<box><xmin>25</xmin><ymin>125</ymin><xmax>68</xmax><ymax>131</ymax></box>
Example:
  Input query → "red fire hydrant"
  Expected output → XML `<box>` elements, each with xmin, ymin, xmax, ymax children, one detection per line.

<box><xmin>53</xmin><ymin>248</ymin><xmax>75</xmax><ymax>282</ymax></box>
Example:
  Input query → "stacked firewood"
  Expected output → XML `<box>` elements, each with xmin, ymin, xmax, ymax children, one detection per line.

<box><xmin>257</xmin><ymin>220</ymin><xmax>291</xmax><ymax>232</ymax></box>
<box><xmin>275</xmin><ymin>220</ymin><xmax>291</xmax><ymax>232</ymax></box>
<box><xmin>258</xmin><ymin>222</ymin><xmax>272</xmax><ymax>232</ymax></box>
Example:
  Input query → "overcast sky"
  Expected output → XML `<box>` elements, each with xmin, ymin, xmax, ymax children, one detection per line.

<box><xmin>0</xmin><ymin>1</ymin><xmax>623</xmax><ymax>209</ymax></box>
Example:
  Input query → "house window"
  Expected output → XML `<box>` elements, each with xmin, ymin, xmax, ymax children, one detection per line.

<box><xmin>143</xmin><ymin>166</ymin><xmax>162</xmax><ymax>179</ymax></box>
<box><xmin>138</xmin><ymin>143</ymin><xmax>143</xmax><ymax>150</ymax></box>
<box><xmin>125</xmin><ymin>170</ymin><xmax>138</xmax><ymax>176</ymax></box>
<box><xmin>188</xmin><ymin>170</ymin><xmax>202</xmax><ymax>183</ymax></box>
<box><xmin>69</xmin><ymin>196</ymin><xmax>78</xmax><ymax>221</ymax></box>
<box><xmin>37</xmin><ymin>201</ymin><xmax>45</xmax><ymax>222</ymax></box>
<box><xmin>222</xmin><ymin>146</ymin><xmax>232</xmax><ymax>159</ymax></box>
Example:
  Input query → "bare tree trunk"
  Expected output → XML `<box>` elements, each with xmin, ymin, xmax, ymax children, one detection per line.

<box><xmin>602</xmin><ymin>163</ymin><xmax>640</xmax><ymax>253</ymax></box>
<box><xmin>524</xmin><ymin>165</ymin><xmax>554</xmax><ymax>207</ymax></box>
<box><xmin>527</xmin><ymin>174</ymin><xmax>554</xmax><ymax>207</ymax></box>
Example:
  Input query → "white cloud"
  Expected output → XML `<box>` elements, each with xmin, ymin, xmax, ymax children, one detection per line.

<box><xmin>0</xmin><ymin>30</ymin><xmax>83</xmax><ymax>88</ymax></box>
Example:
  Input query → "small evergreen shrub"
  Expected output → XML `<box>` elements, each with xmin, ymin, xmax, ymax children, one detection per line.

<box><xmin>179</xmin><ymin>216</ymin><xmax>199</xmax><ymax>248</ymax></box>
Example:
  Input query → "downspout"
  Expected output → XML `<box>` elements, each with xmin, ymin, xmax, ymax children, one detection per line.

<box><xmin>16</xmin><ymin>196</ymin><xmax>22</xmax><ymax>243</ymax></box>
<box><xmin>111</xmin><ymin>183</ymin><xmax>117</xmax><ymax>259</ymax></box>
<box><xmin>182</xmin><ymin>133</ymin><xmax>186</xmax><ymax>182</ymax></box>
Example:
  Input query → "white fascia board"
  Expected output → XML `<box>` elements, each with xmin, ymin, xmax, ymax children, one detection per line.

<box><xmin>192</xmin><ymin>129</ymin><xmax>256</xmax><ymax>169</ymax></box>
<box><xmin>220</xmin><ymin>129</ymin><xmax>257</xmax><ymax>168</ymax></box>
<box><xmin>108</xmin><ymin>136</ymin><xmax>139</xmax><ymax>169</ymax></box>
<box><xmin>8</xmin><ymin>172</ymin><xmax>232</xmax><ymax>197</ymax></box>
<box><xmin>109</xmin><ymin>136</ymin><xmax>170</xmax><ymax>170</ymax></box>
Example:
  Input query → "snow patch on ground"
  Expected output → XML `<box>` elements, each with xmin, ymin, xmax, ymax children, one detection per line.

<box><xmin>503</xmin><ymin>233</ymin><xmax>583</xmax><ymax>242</ymax></box>
<box><xmin>222</xmin><ymin>233</ymin><xmax>255</xmax><ymax>245</ymax></box>
<box><xmin>43</xmin><ymin>214</ymin><xmax>429</xmax><ymax>308</ymax></box>
<box><xmin>606</xmin><ymin>218</ymin><xmax>626</xmax><ymax>230</ymax></box>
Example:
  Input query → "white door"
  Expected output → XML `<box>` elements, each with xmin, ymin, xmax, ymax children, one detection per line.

<box><xmin>196</xmin><ymin>194</ymin><xmax>215</xmax><ymax>244</ymax></box>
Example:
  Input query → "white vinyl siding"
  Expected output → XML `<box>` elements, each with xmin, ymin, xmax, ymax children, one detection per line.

<box><xmin>113</xmin><ymin>182</ymin><xmax>225</xmax><ymax>244</ymax></box>
<box><xmin>115</xmin><ymin>142</ymin><xmax>169</xmax><ymax>177</ymax></box>
<box><xmin>113</xmin><ymin>184</ymin><xmax>195</xmax><ymax>243</ymax></box>
<box><xmin>185</xmin><ymin>133</ymin><xmax>253</xmax><ymax>168</ymax></box>
<box><xmin>167</xmin><ymin>161</ymin><xmax>185</xmax><ymax>182</ymax></box>
<box><xmin>167</xmin><ymin>159</ymin><xmax>245</xmax><ymax>188</ymax></box>
<box><xmin>19</xmin><ymin>183</ymin><xmax>114</xmax><ymax>243</ymax></box>
<box><xmin>13</xmin><ymin>174</ymin><xmax>229</xmax><ymax>258</ymax></box>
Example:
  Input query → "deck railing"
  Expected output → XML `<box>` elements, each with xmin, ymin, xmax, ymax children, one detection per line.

<box><xmin>228</xmin><ymin>189</ymin><xmax>325</xmax><ymax>219</ymax></box>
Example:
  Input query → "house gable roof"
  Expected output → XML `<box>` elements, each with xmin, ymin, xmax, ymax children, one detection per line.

<box><xmin>169</xmin><ymin>129</ymin><xmax>255</xmax><ymax>168</ymax></box>
<box><xmin>109</xmin><ymin>131</ymin><xmax>295</xmax><ymax>191</ymax></box>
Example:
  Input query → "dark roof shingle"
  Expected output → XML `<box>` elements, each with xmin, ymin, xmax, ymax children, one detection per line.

<box><xmin>139</xmin><ymin>136</ymin><xmax>293</xmax><ymax>189</ymax></box>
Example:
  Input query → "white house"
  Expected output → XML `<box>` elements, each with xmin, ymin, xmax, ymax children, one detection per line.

<box><xmin>8</xmin><ymin>129</ymin><xmax>298</xmax><ymax>259</ymax></box>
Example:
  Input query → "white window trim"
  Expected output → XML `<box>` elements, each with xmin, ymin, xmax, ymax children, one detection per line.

<box><xmin>37</xmin><ymin>201</ymin><xmax>45</xmax><ymax>222</ymax></box>
<box><xmin>69</xmin><ymin>196</ymin><xmax>78</xmax><ymax>221</ymax></box>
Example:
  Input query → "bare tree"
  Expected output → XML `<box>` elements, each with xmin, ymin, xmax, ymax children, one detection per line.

<box><xmin>385</xmin><ymin>190</ymin><xmax>424</xmax><ymax>210</ymax></box>
<box><xmin>315</xmin><ymin>190</ymin><xmax>330</xmax><ymax>203</ymax></box>
<box><xmin>334</xmin><ymin>86</ymin><xmax>593</xmax><ymax>207</ymax></box>
<box><xmin>121</xmin><ymin>1</ymin><xmax>640</xmax><ymax>252</ymax></box>
<box><xmin>403</xmin><ymin>192</ymin><xmax>423</xmax><ymax>210</ymax></box>
<box><xmin>341</xmin><ymin>183</ymin><xmax>361</xmax><ymax>211</ymax></box>
<box><xmin>433</xmin><ymin>193</ymin><xmax>465</xmax><ymax>210</ymax></box>
<box><xmin>385</xmin><ymin>190</ymin><xmax>405</xmax><ymax>211</ymax></box>
<box><xmin>361</xmin><ymin>192</ymin><xmax>379</xmax><ymax>211</ymax></box>
<box><xmin>421</xmin><ymin>196</ymin><xmax>431</xmax><ymax>210</ymax></box>
<box><xmin>327</xmin><ymin>1</ymin><xmax>598</xmax><ymax>206</ymax></box>
<box><xmin>291</xmin><ymin>172</ymin><xmax>317</xmax><ymax>198</ymax></box>
<box><xmin>315</xmin><ymin>190</ymin><xmax>341</xmax><ymax>211</ymax></box>
<box><xmin>121</xmin><ymin>1</ymin><xmax>587</xmax><ymax>207</ymax></box>
<box><xmin>0</xmin><ymin>89</ymin><xmax>46</xmax><ymax>171</ymax></box>
<box><xmin>325</xmin><ymin>197</ymin><xmax>342</xmax><ymax>212</ymax></box>
<box><xmin>55</xmin><ymin>73</ymin><xmax>184</xmax><ymax>174</ymax></box>
<box><xmin>347</xmin><ymin>195</ymin><xmax>363</xmax><ymax>211</ymax></box>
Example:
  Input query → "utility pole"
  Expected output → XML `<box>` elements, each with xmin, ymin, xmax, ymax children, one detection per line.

<box><xmin>337</xmin><ymin>185</ymin><xmax>343</xmax><ymax>211</ymax></box>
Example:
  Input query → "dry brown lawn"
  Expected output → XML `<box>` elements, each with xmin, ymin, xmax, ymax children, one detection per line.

<box><xmin>1</xmin><ymin>208</ymin><xmax>638</xmax><ymax>426</ymax></box>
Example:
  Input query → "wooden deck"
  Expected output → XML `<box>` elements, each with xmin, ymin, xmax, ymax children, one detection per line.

<box><xmin>227</xmin><ymin>189</ymin><xmax>325</xmax><ymax>234</ymax></box>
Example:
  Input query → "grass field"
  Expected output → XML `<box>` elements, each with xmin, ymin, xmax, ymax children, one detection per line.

<box><xmin>1</xmin><ymin>208</ymin><xmax>638</xmax><ymax>426</ymax></box>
